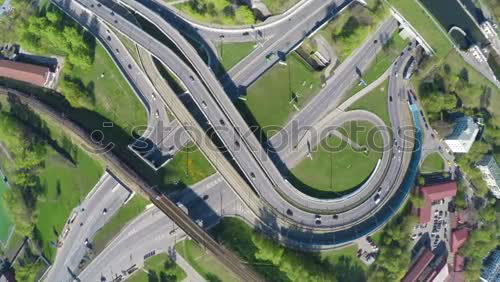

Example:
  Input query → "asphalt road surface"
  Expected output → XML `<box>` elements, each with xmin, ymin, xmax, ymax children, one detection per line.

<box><xmin>59</xmin><ymin>0</ymin><xmax>417</xmax><ymax>231</ymax></box>
<box><xmin>44</xmin><ymin>172</ymin><xmax>131</xmax><ymax>282</ymax></box>
<box><xmin>77</xmin><ymin>173</ymin><xmax>242</xmax><ymax>282</ymax></box>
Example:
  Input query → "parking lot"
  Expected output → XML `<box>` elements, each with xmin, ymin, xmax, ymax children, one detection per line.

<box><xmin>411</xmin><ymin>198</ymin><xmax>451</xmax><ymax>250</ymax></box>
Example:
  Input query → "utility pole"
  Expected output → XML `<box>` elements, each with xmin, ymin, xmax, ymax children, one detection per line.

<box><xmin>219</xmin><ymin>35</ymin><xmax>224</xmax><ymax>63</ymax></box>
<box><xmin>185</xmin><ymin>146</ymin><xmax>189</xmax><ymax>176</ymax></box>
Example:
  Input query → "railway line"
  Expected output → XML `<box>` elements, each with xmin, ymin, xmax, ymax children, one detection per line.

<box><xmin>0</xmin><ymin>87</ymin><xmax>261</xmax><ymax>281</ymax></box>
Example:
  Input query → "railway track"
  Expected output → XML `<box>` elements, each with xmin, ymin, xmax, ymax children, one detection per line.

<box><xmin>0</xmin><ymin>86</ymin><xmax>261</xmax><ymax>281</ymax></box>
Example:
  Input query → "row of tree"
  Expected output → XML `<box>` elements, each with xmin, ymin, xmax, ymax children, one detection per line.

<box><xmin>370</xmin><ymin>204</ymin><xmax>419</xmax><ymax>281</ymax></box>
<box><xmin>0</xmin><ymin>111</ymin><xmax>46</xmax><ymax>237</ymax></box>
<box><xmin>212</xmin><ymin>218</ymin><xmax>349</xmax><ymax>282</ymax></box>
<box><xmin>459</xmin><ymin>199</ymin><xmax>499</xmax><ymax>280</ymax></box>
<box><xmin>186</xmin><ymin>0</ymin><xmax>255</xmax><ymax>25</ymax></box>
<box><xmin>19</xmin><ymin>11</ymin><xmax>92</xmax><ymax>70</ymax></box>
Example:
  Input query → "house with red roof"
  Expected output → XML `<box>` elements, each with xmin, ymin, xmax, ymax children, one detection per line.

<box><xmin>418</xmin><ymin>181</ymin><xmax>457</xmax><ymax>224</ymax></box>
<box><xmin>451</xmin><ymin>228</ymin><xmax>469</xmax><ymax>253</ymax></box>
<box><xmin>0</xmin><ymin>59</ymin><xmax>52</xmax><ymax>88</ymax></box>
<box><xmin>402</xmin><ymin>248</ymin><xmax>435</xmax><ymax>282</ymax></box>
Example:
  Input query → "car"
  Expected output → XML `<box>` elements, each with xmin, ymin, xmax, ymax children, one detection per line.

<box><xmin>201</xmin><ymin>101</ymin><xmax>207</xmax><ymax>109</ymax></box>
<box><xmin>315</xmin><ymin>218</ymin><xmax>322</xmax><ymax>225</ymax></box>
<box><xmin>411</xmin><ymin>234</ymin><xmax>417</xmax><ymax>240</ymax></box>
<box><xmin>377</xmin><ymin>187</ymin><xmax>382</xmax><ymax>193</ymax></box>
<box><xmin>189</xmin><ymin>75</ymin><xmax>195</xmax><ymax>81</ymax></box>
<box><xmin>102</xmin><ymin>208</ymin><xmax>107</xmax><ymax>215</ymax></box>
<box><xmin>127</xmin><ymin>64</ymin><xmax>132</xmax><ymax>69</ymax></box>
<box><xmin>286</xmin><ymin>209</ymin><xmax>293</xmax><ymax>216</ymax></box>
<box><xmin>374</xmin><ymin>194</ymin><xmax>381</xmax><ymax>205</ymax></box>
<box><xmin>389</xmin><ymin>96</ymin><xmax>393</xmax><ymax>102</ymax></box>
<box><xmin>202</xmin><ymin>195</ymin><xmax>209</xmax><ymax>200</ymax></box>
<box><xmin>155</xmin><ymin>111</ymin><xmax>160</xmax><ymax>118</ymax></box>
<box><xmin>151</xmin><ymin>93</ymin><xmax>156</xmax><ymax>101</ymax></box>
<box><xmin>84</xmin><ymin>239</ymin><xmax>89</xmax><ymax>246</ymax></box>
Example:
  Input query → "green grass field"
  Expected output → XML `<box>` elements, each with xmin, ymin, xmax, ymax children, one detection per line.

<box><xmin>160</xmin><ymin>143</ymin><xmax>215</xmax><ymax>191</ymax></box>
<box><xmin>348</xmin><ymin>79</ymin><xmax>390</xmax><ymax>126</ymax></box>
<box><xmin>318</xmin><ymin>2</ymin><xmax>388</xmax><ymax>61</ymax></box>
<box><xmin>290</xmin><ymin>121</ymin><xmax>383</xmax><ymax>197</ymax></box>
<box><xmin>35</xmin><ymin>148</ymin><xmax>103</xmax><ymax>261</ymax></box>
<box><xmin>421</xmin><ymin>152</ymin><xmax>445</xmax><ymax>173</ymax></box>
<box><xmin>320</xmin><ymin>245</ymin><xmax>367</xmax><ymax>281</ymax></box>
<box><xmin>261</xmin><ymin>0</ymin><xmax>300</xmax><ymax>14</ymax></box>
<box><xmin>0</xmin><ymin>172</ymin><xmax>12</xmax><ymax>245</ymax></box>
<box><xmin>388</xmin><ymin>0</ymin><xmax>453</xmax><ymax>58</ymax></box>
<box><xmin>175</xmin><ymin>239</ymin><xmax>238</xmax><ymax>282</ymax></box>
<box><xmin>240</xmin><ymin>52</ymin><xmax>322</xmax><ymax>139</ymax></box>
<box><xmin>216</xmin><ymin>41</ymin><xmax>255</xmax><ymax>73</ymax></box>
<box><xmin>175</xmin><ymin>0</ymin><xmax>256</xmax><ymax>26</ymax></box>
<box><xmin>347</xmin><ymin>34</ymin><xmax>407</xmax><ymax>97</ymax></box>
<box><xmin>68</xmin><ymin>44</ymin><xmax>147</xmax><ymax>132</ymax></box>
<box><xmin>128</xmin><ymin>253</ymin><xmax>186</xmax><ymax>282</ymax></box>
<box><xmin>92</xmin><ymin>196</ymin><xmax>149</xmax><ymax>254</ymax></box>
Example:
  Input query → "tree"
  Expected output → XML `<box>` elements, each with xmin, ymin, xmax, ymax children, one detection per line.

<box><xmin>59</xmin><ymin>79</ymin><xmax>94</xmax><ymax>109</ymax></box>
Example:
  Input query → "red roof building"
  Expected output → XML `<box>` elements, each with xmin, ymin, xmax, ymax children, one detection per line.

<box><xmin>451</xmin><ymin>229</ymin><xmax>469</xmax><ymax>253</ymax></box>
<box><xmin>418</xmin><ymin>182</ymin><xmax>457</xmax><ymax>224</ymax></box>
<box><xmin>403</xmin><ymin>248</ymin><xmax>435</xmax><ymax>282</ymax></box>
<box><xmin>0</xmin><ymin>59</ymin><xmax>50</xmax><ymax>87</ymax></box>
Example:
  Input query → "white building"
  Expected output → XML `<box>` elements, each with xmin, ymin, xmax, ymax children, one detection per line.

<box><xmin>444</xmin><ymin>116</ymin><xmax>479</xmax><ymax>153</ymax></box>
<box><xmin>477</xmin><ymin>155</ymin><xmax>500</xmax><ymax>199</ymax></box>
<box><xmin>480</xmin><ymin>21</ymin><xmax>496</xmax><ymax>40</ymax></box>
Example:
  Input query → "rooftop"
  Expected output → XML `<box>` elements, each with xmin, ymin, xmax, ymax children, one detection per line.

<box><xmin>451</xmin><ymin>228</ymin><xmax>469</xmax><ymax>253</ymax></box>
<box><xmin>418</xmin><ymin>182</ymin><xmax>457</xmax><ymax>224</ymax></box>
<box><xmin>0</xmin><ymin>59</ymin><xmax>50</xmax><ymax>87</ymax></box>
<box><xmin>402</xmin><ymin>248</ymin><xmax>435</xmax><ymax>282</ymax></box>
<box><xmin>478</xmin><ymin>155</ymin><xmax>500</xmax><ymax>183</ymax></box>
<box><xmin>446</xmin><ymin>116</ymin><xmax>479</xmax><ymax>141</ymax></box>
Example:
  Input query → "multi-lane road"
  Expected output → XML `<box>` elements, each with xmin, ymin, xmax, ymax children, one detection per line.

<box><xmin>41</xmin><ymin>0</ymin><xmax>428</xmax><ymax>279</ymax></box>
<box><xmin>55</xmin><ymin>0</ymin><xmax>418</xmax><ymax>230</ymax></box>
<box><xmin>44</xmin><ymin>172</ymin><xmax>132</xmax><ymax>282</ymax></box>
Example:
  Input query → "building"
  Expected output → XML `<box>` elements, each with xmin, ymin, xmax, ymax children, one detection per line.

<box><xmin>468</xmin><ymin>45</ymin><xmax>488</xmax><ymax>63</ymax></box>
<box><xmin>481</xmin><ymin>250</ymin><xmax>500</xmax><ymax>282</ymax></box>
<box><xmin>477</xmin><ymin>155</ymin><xmax>500</xmax><ymax>198</ymax></box>
<box><xmin>402</xmin><ymin>248</ymin><xmax>449</xmax><ymax>282</ymax></box>
<box><xmin>451</xmin><ymin>228</ymin><xmax>469</xmax><ymax>253</ymax></box>
<box><xmin>403</xmin><ymin>248</ymin><xmax>435</xmax><ymax>282</ymax></box>
<box><xmin>480</xmin><ymin>21</ymin><xmax>496</xmax><ymax>40</ymax></box>
<box><xmin>418</xmin><ymin>181</ymin><xmax>457</xmax><ymax>224</ymax></box>
<box><xmin>0</xmin><ymin>59</ymin><xmax>51</xmax><ymax>87</ymax></box>
<box><xmin>444</xmin><ymin>116</ymin><xmax>479</xmax><ymax>153</ymax></box>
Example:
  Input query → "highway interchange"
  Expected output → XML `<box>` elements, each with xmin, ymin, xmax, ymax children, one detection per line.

<box><xmin>40</xmin><ymin>0</ymin><xmax>430</xmax><ymax>280</ymax></box>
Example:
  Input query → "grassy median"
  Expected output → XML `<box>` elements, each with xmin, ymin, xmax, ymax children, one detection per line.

<box><xmin>348</xmin><ymin>79</ymin><xmax>390</xmax><ymax>126</ymax></box>
<box><xmin>175</xmin><ymin>0</ymin><xmax>256</xmax><ymax>26</ymax></box>
<box><xmin>128</xmin><ymin>253</ymin><xmax>186</xmax><ymax>282</ymax></box>
<box><xmin>215</xmin><ymin>41</ymin><xmax>256</xmax><ymax>74</ymax></box>
<box><xmin>290</xmin><ymin>121</ymin><xmax>383</xmax><ymax>198</ymax></box>
<box><xmin>239</xmin><ymin>52</ymin><xmax>322</xmax><ymax>139</ymax></box>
